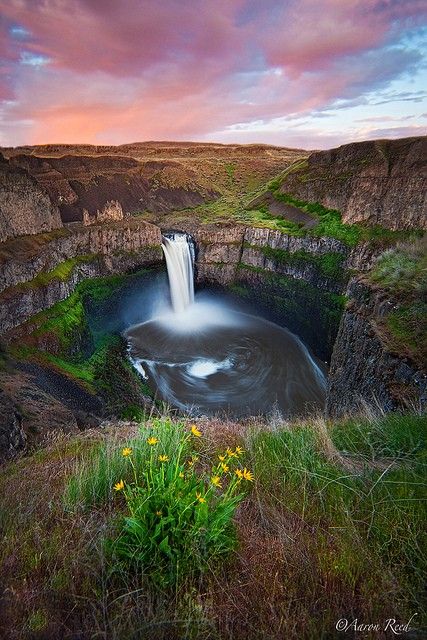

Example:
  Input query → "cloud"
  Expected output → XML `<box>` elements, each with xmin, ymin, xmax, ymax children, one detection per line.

<box><xmin>0</xmin><ymin>0</ymin><xmax>426</xmax><ymax>146</ymax></box>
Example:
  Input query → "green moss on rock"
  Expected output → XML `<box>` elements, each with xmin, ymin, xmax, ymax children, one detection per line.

<box><xmin>245</xmin><ymin>243</ymin><xmax>348</xmax><ymax>282</ymax></box>
<box><xmin>234</xmin><ymin>263</ymin><xmax>346</xmax><ymax>360</ymax></box>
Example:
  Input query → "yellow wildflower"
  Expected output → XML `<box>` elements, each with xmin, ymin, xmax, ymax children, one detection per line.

<box><xmin>242</xmin><ymin>468</ymin><xmax>254</xmax><ymax>482</ymax></box>
<box><xmin>218</xmin><ymin>454</ymin><xmax>226</xmax><ymax>462</ymax></box>
<box><xmin>147</xmin><ymin>436</ymin><xmax>159</xmax><ymax>446</ymax></box>
<box><xmin>195</xmin><ymin>491</ymin><xmax>206</xmax><ymax>504</ymax></box>
<box><xmin>220</xmin><ymin>462</ymin><xmax>229</xmax><ymax>473</ymax></box>
<box><xmin>158</xmin><ymin>454</ymin><xmax>169</xmax><ymax>463</ymax></box>
<box><xmin>114</xmin><ymin>479</ymin><xmax>125</xmax><ymax>491</ymax></box>
<box><xmin>235</xmin><ymin>469</ymin><xmax>243</xmax><ymax>479</ymax></box>
<box><xmin>211</xmin><ymin>475</ymin><xmax>222</xmax><ymax>488</ymax></box>
<box><xmin>179</xmin><ymin>471</ymin><xmax>185</xmax><ymax>479</ymax></box>
<box><xmin>190</xmin><ymin>424</ymin><xmax>202</xmax><ymax>437</ymax></box>
<box><xmin>156</xmin><ymin>510</ymin><xmax>163</xmax><ymax>517</ymax></box>
<box><xmin>226</xmin><ymin>447</ymin><xmax>237</xmax><ymax>458</ymax></box>
<box><xmin>235</xmin><ymin>446</ymin><xmax>244</xmax><ymax>456</ymax></box>
<box><xmin>122</xmin><ymin>447</ymin><xmax>132</xmax><ymax>457</ymax></box>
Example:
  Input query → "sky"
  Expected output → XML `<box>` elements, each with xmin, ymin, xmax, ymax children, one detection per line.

<box><xmin>0</xmin><ymin>0</ymin><xmax>426</xmax><ymax>149</ymax></box>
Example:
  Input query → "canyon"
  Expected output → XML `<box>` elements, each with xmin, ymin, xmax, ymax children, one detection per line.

<box><xmin>0</xmin><ymin>137</ymin><xmax>425</xmax><ymax>461</ymax></box>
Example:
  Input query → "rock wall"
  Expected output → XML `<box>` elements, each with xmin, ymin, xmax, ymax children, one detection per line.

<box><xmin>0</xmin><ymin>219</ymin><xmax>162</xmax><ymax>334</ymax></box>
<box><xmin>279</xmin><ymin>136</ymin><xmax>427</xmax><ymax>230</ymax></box>
<box><xmin>0</xmin><ymin>154</ymin><xmax>62</xmax><ymax>243</ymax></box>
<box><xmin>327</xmin><ymin>279</ymin><xmax>427</xmax><ymax>416</ymax></box>
<box><xmin>82</xmin><ymin>199</ymin><xmax>125</xmax><ymax>225</ymax></box>
<box><xmin>8</xmin><ymin>153</ymin><xmax>220</xmax><ymax>223</ymax></box>
<box><xmin>0</xmin><ymin>218</ymin><xmax>162</xmax><ymax>294</ymax></box>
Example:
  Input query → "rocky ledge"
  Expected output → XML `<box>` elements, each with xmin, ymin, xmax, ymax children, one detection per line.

<box><xmin>279</xmin><ymin>136</ymin><xmax>427</xmax><ymax>230</ymax></box>
<box><xmin>327</xmin><ymin>278</ymin><xmax>427</xmax><ymax>416</ymax></box>
<box><xmin>0</xmin><ymin>219</ymin><xmax>162</xmax><ymax>334</ymax></box>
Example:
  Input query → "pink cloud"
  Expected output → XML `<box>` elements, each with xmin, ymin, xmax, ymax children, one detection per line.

<box><xmin>0</xmin><ymin>0</ymin><xmax>425</xmax><ymax>146</ymax></box>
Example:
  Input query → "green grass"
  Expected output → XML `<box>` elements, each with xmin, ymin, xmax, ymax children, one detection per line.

<box><xmin>252</xmin><ymin>414</ymin><xmax>426</xmax><ymax>613</ymax></box>
<box><xmin>245</xmin><ymin>243</ymin><xmax>347</xmax><ymax>281</ymax></box>
<box><xmin>330</xmin><ymin>413</ymin><xmax>426</xmax><ymax>459</ymax></box>
<box><xmin>386</xmin><ymin>302</ymin><xmax>427</xmax><ymax>363</ymax></box>
<box><xmin>369</xmin><ymin>238</ymin><xmax>427</xmax><ymax>365</ymax></box>
<box><xmin>370</xmin><ymin>237</ymin><xmax>427</xmax><ymax>296</ymax></box>
<box><xmin>1</xmin><ymin>412</ymin><xmax>425</xmax><ymax>638</ymax></box>
<box><xmin>19</xmin><ymin>255</ymin><xmax>98</xmax><ymax>290</ymax></box>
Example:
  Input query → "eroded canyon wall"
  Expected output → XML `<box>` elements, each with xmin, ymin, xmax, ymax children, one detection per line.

<box><xmin>327</xmin><ymin>279</ymin><xmax>427</xmax><ymax>415</ymax></box>
<box><xmin>279</xmin><ymin>137</ymin><xmax>427</xmax><ymax>230</ymax></box>
<box><xmin>0</xmin><ymin>154</ymin><xmax>62</xmax><ymax>243</ymax></box>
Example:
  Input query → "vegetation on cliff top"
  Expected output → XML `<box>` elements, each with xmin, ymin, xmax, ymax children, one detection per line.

<box><xmin>0</xmin><ymin>411</ymin><xmax>425</xmax><ymax>639</ymax></box>
<box><xmin>369</xmin><ymin>237</ymin><xmax>427</xmax><ymax>366</ymax></box>
<box><xmin>147</xmin><ymin>161</ymin><xmax>422</xmax><ymax>252</ymax></box>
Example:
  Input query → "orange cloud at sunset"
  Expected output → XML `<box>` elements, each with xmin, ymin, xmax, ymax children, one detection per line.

<box><xmin>0</xmin><ymin>0</ymin><xmax>426</xmax><ymax>148</ymax></box>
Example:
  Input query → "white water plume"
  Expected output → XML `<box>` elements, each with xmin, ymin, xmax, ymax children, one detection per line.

<box><xmin>125</xmin><ymin>231</ymin><xmax>327</xmax><ymax>417</ymax></box>
<box><xmin>162</xmin><ymin>234</ymin><xmax>194</xmax><ymax>314</ymax></box>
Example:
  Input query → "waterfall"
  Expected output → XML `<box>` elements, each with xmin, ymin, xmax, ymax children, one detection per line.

<box><xmin>162</xmin><ymin>233</ymin><xmax>195</xmax><ymax>313</ymax></box>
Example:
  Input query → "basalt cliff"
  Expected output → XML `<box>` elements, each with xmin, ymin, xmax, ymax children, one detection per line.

<box><xmin>0</xmin><ymin>137</ymin><xmax>425</xmax><ymax>461</ymax></box>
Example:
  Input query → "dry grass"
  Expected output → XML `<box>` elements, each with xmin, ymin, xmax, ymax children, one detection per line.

<box><xmin>0</xmin><ymin>412</ymin><xmax>425</xmax><ymax>639</ymax></box>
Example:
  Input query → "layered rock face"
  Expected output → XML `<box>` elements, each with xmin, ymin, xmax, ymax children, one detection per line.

<box><xmin>82</xmin><ymin>199</ymin><xmax>125</xmax><ymax>225</ymax></box>
<box><xmin>327</xmin><ymin>279</ymin><xmax>427</xmax><ymax>416</ymax></box>
<box><xmin>0</xmin><ymin>154</ymin><xmax>62</xmax><ymax>243</ymax></box>
<box><xmin>0</xmin><ymin>219</ymin><xmax>162</xmax><ymax>333</ymax></box>
<box><xmin>279</xmin><ymin>137</ymin><xmax>427</xmax><ymax>230</ymax></box>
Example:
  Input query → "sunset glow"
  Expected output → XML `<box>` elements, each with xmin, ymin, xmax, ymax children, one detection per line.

<box><xmin>1</xmin><ymin>0</ymin><xmax>426</xmax><ymax>148</ymax></box>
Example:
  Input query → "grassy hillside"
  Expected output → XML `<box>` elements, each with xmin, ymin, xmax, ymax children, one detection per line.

<box><xmin>1</xmin><ymin>412</ymin><xmax>425</xmax><ymax>639</ymax></box>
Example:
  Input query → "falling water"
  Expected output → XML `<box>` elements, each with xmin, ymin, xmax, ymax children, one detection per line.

<box><xmin>162</xmin><ymin>234</ymin><xmax>194</xmax><ymax>313</ymax></box>
<box><xmin>125</xmin><ymin>231</ymin><xmax>327</xmax><ymax>417</ymax></box>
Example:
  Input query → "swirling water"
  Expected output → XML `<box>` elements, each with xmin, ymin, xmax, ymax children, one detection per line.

<box><xmin>125</xmin><ymin>233</ymin><xmax>326</xmax><ymax>417</ymax></box>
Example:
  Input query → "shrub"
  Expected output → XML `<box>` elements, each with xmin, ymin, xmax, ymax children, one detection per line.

<box><xmin>370</xmin><ymin>237</ymin><xmax>427</xmax><ymax>296</ymax></box>
<box><xmin>66</xmin><ymin>419</ymin><xmax>253</xmax><ymax>588</ymax></box>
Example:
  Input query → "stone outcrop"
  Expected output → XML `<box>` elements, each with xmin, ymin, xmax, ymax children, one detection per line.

<box><xmin>327</xmin><ymin>279</ymin><xmax>427</xmax><ymax>416</ymax></box>
<box><xmin>0</xmin><ymin>388</ymin><xmax>27</xmax><ymax>463</ymax></box>
<box><xmin>7</xmin><ymin>153</ymin><xmax>220</xmax><ymax>223</ymax></box>
<box><xmin>279</xmin><ymin>136</ymin><xmax>427</xmax><ymax>230</ymax></box>
<box><xmin>82</xmin><ymin>199</ymin><xmax>125</xmax><ymax>225</ymax></box>
<box><xmin>0</xmin><ymin>219</ymin><xmax>162</xmax><ymax>334</ymax></box>
<box><xmin>0</xmin><ymin>218</ymin><xmax>162</xmax><ymax>295</ymax></box>
<box><xmin>0</xmin><ymin>153</ymin><xmax>62</xmax><ymax>243</ymax></box>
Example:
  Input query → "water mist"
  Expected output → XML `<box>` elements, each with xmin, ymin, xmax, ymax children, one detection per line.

<box><xmin>125</xmin><ymin>233</ymin><xmax>326</xmax><ymax>417</ymax></box>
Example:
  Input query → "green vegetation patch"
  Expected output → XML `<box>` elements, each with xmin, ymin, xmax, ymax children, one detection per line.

<box><xmin>273</xmin><ymin>192</ymin><xmax>414</xmax><ymax>247</ymax></box>
<box><xmin>245</xmin><ymin>243</ymin><xmax>348</xmax><ymax>281</ymax></box>
<box><xmin>19</xmin><ymin>255</ymin><xmax>99</xmax><ymax>290</ymax></box>
<box><xmin>1</xmin><ymin>411</ymin><xmax>425</xmax><ymax>637</ymax></box>
<box><xmin>370</xmin><ymin>238</ymin><xmax>427</xmax><ymax>296</ymax></box>
<box><xmin>331</xmin><ymin>413</ymin><xmax>426</xmax><ymax>459</ymax></box>
<box><xmin>386</xmin><ymin>302</ymin><xmax>427</xmax><ymax>364</ymax></box>
<box><xmin>253</xmin><ymin>414</ymin><xmax>426</xmax><ymax>614</ymax></box>
<box><xmin>10</xmin><ymin>268</ymin><xmax>156</xmax><ymax>408</ymax></box>
<box><xmin>369</xmin><ymin>238</ymin><xmax>427</xmax><ymax>365</ymax></box>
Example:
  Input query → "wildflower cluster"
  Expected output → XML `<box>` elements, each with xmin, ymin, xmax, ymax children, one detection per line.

<box><xmin>111</xmin><ymin>420</ymin><xmax>253</xmax><ymax>587</ymax></box>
